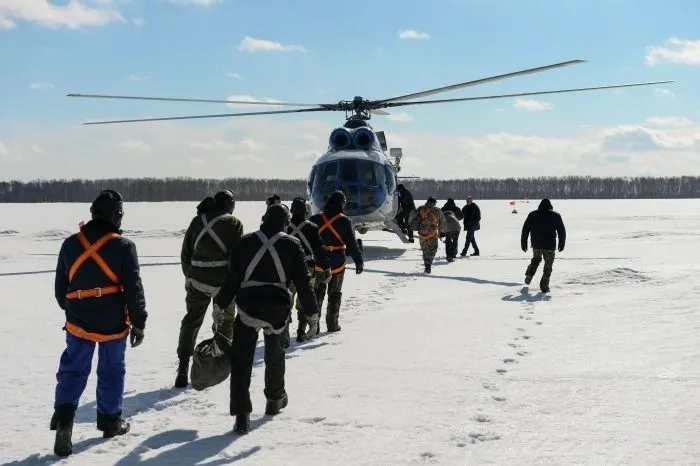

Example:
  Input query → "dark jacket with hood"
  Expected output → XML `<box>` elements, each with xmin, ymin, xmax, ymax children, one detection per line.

<box><xmin>55</xmin><ymin>219</ymin><xmax>148</xmax><ymax>336</ymax></box>
<box><xmin>287</xmin><ymin>215</ymin><xmax>330</xmax><ymax>270</ymax></box>
<box><xmin>521</xmin><ymin>199</ymin><xmax>566</xmax><ymax>251</ymax></box>
<box><xmin>308</xmin><ymin>200</ymin><xmax>363</xmax><ymax>274</ymax></box>
<box><xmin>214</xmin><ymin>209</ymin><xmax>320</xmax><ymax>330</ymax></box>
<box><xmin>181</xmin><ymin>196</ymin><xmax>244</xmax><ymax>287</ymax></box>
<box><xmin>441</xmin><ymin>199</ymin><xmax>463</xmax><ymax>220</ymax></box>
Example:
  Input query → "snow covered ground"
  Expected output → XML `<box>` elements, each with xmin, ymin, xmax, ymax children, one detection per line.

<box><xmin>1</xmin><ymin>199</ymin><xmax>699</xmax><ymax>465</ymax></box>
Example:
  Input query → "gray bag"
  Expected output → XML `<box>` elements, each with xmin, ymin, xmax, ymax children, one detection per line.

<box><xmin>190</xmin><ymin>337</ymin><xmax>231</xmax><ymax>391</ymax></box>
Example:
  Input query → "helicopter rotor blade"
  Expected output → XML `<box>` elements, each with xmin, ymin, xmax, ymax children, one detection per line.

<box><xmin>81</xmin><ymin>107</ymin><xmax>334</xmax><ymax>125</ymax></box>
<box><xmin>67</xmin><ymin>93</ymin><xmax>333</xmax><ymax>108</ymax></box>
<box><xmin>372</xmin><ymin>109</ymin><xmax>390</xmax><ymax>115</ymax></box>
<box><xmin>380</xmin><ymin>81</ymin><xmax>674</xmax><ymax>109</ymax></box>
<box><xmin>373</xmin><ymin>60</ymin><xmax>587</xmax><ymax>105</ymax></box>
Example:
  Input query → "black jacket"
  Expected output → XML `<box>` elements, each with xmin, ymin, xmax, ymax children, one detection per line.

<box><xmin>521</xmin><ymin>200</ymin><xmax>566</xmax><ymax>251</ymax></box>
<box><xmin>55</xmin><ymin>219</ymin><xmax>148</xmax><ymax>335</ymax></box>
<box><xmin>462</xmin><ymin>203</ymin><xmax>481</xmax><ymax>230</ymax></box>
<box><xmin>214</xmin><ymin>226</ymin><xmax>320</xmax><ymax>329</ymax></box>
<box><xmin>398</xmin><ymin>189</ymin><xmax>416</xmax><ymax>213</ymax></box>
<box><xmin>287</xmin><ymin>216</ymin><xmax>330</xmax><ymax>270</ymax></box>
<box><xmin>309</xmin><ymin>205</ymin><xmax>363</xmax><ymax>273</ymax></box>
<box><xmin>441</xmin><ymin>200</ymin><xmax>463</xmax><ymax>220</ymax></box>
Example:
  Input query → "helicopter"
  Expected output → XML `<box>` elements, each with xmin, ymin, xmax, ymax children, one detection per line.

<box><xmin>67</xmin><ymin>59</ymin><xmax>673</xmax><ymax>245</ymax></box>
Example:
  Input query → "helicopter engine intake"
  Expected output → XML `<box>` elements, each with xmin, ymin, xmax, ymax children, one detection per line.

<box><xmin>352</xmin><ymin>127</ymin><xmax>375</xmax><ymax>151</ymax></box>
<box><xmin>329</xmin><ymin>127</ymin><xmax>352</xmax><ymax>150</ymax></box>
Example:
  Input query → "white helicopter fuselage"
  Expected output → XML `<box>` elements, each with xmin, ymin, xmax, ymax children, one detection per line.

<box><xmin>305</xmin><ymin>148</ymin><xmax>408</xmax><ymax>241</ymax></box>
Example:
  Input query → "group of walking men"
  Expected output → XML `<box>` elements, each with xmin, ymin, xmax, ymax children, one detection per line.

<box><xmin>47</xmin><ymin>186</ymin><xmax>565</xmax><ymax>457</ymax></box>
<box><xmin>48</xmin><ymin>188</ymin><xmax>364</xmax><ymax>456</ymax></box>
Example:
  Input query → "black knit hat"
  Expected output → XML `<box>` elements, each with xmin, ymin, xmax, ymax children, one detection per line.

<box><xmin>290</xmin><ymin>197</ymin><xmax>307</xmax><ymax>215</ymax></box>
<box><xmin>91</xmin><ymin>189</ymin><xmax>124</xmax><ymax>228</ymax></box>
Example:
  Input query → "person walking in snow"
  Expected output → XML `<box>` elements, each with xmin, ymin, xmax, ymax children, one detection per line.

<box><xmin>441</xmin><ymin>210</ymin><xmax>462</xmax><ymax>262</ymax></box>
<box><xmin>176</xmin><ymin>190</ymin><xmax>244</xmax><ymax>388</ymax></box>
<box><xmin>410</xmin><ymin>196</ymin><xmax>447</xmax><ymax>273</ymax></box>
<box><xmin>460</xmin><ymin>196</ymin><xmax>481</xmax><ymax>256</ymax></box>
<box><xmin>51</xmin><ymin>190</ymin><xmax>147</xmax><ymax>457</ymax></box>
<box><xmin>520</xmin><ymin>198</ymin><xmax>566</xmax><ymax>293</ymax></box>
<box><xmin>214</xmin><ymin>204</ymin><xmax>321</xmax><ymax>434</ymax></box>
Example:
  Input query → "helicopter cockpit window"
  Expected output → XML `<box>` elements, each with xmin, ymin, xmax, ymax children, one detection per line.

<box><xmin>358</xmin><ymin>161</ymin><xmax>376</xmax><ymax>184</ymax></box>
<box><xmin>339</xmin><ymin>159</ymin><xmax>358</xmax><ymax>182</ymax></box>
<box><xmin>385</xmin><ymin>164</ymin><xmax>396</xmax><ymax>194</ymax></box>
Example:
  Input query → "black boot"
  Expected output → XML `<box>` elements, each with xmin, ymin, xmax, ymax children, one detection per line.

<box><xmin>296</xmin><ymin>321</ymin><xmax>307</xmax><ymax>342</ymax></box>
<box><xmin>326</xmin><ymin>295</ymin><xmax>342</xmax><ymax>332</ymax></box>
<box><xmin>50</xmin><ymin>405</ymin><xmax>75</xmax><ymax>457</ymax></box>
<box><xmin>281</xmin><ymin>325</ymin><xmax>290</xmax><ymax>349</ymax></box>
<box><xmin>174</xmin><ymin>357</ymin><xmax>189</xmax><ymax>388</ymax></box>
<box><xmin>97</xmin><ymin>412</ymin><xmax>131</xmax><ymax>439</ymax></box>
<box><xmin>233</xmin><ymin>414</ymin><xmax>250</xmax><ymax>434</ymax></box>
<box><xmin>265</xmin><ymin>393</ymin><xmax>288</xmax><ymax>415</ymax></box>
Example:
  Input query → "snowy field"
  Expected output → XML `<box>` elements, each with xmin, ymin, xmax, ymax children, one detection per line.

<box><xmin>1</xmin><ymin>199</ymin><xmax>699</xmax><ymax>466</ymax></box>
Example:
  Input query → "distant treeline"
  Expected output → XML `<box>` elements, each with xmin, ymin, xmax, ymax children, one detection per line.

<box><xmin>1</xmin><ymin>176</ymin><xmax>699</xmax><ymax>202</ymax></box>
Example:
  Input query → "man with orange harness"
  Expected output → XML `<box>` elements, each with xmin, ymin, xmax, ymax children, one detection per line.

<box><xmin>51</xmin><ymin>190</ymin><xmax>147</xmax><ymax>457</ymax></box>
<box><xmin>410</xmin><ymin>196</ymin><xmax>447</xmax><ymax>274</ymax></box>
<box><xmin>308</xmin><ymin>190</ymin><xmax>364</xmax><ymax>332</ymax></box>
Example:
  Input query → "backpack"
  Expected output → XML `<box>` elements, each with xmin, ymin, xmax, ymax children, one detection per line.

<box><xmin>190</xmin><ymin>337</ymin><xmax>231</xmax><ymax>391</ymax></box>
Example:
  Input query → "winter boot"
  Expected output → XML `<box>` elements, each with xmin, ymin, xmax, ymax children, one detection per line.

<box><xmin>326</xmin><ymin>294</ymin><xmax>342</xmax><ymax>332</ymax></box>
<box><xmin>97</xmin><ymin>412</ymin><xmax>130</xmax><ymax>439</ymax></box>
<box><xmin>470</xmin><ymin>251</ymin><xmax>480</xmax><ymax>256</ymax></box>
<box><xmin>50</xmin><ymin>404</ymin><xmax>75</xmax><ymax>457</ymax></box>
<box><xmin>265</xmin><ymin>393</ymin><xmax>288</xmax><ymax>415</ymax></box>
<box><xmin>174</xmin><ymin>357</ymin><xmax>189</xmax><ymax>388</ymax></box>
<box><xmin>424</xmin><ymin>261</ymin><xmax>431</xmax><ymax>274</ymax></box>
<box><xmin>296</xmin><ymin>321</ymin><xmax>307</xmax><ymax>342</ymax></box>
<box><xmin>233</xmin><ymin>414</ymin><xmax>250</xmax><ymax>434</ymax></box>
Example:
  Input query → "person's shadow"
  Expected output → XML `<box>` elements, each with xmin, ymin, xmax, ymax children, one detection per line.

<box><xmin>501</xmin><ymin>286</ymin><xmax>551</xmax><ymax>302</ymax></box>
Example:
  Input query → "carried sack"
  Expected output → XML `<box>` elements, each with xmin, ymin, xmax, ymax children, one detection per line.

<box><xmin>190</xmin><ymin>337</ymin><xmax>231</xmax><ymax>391</ymax></box>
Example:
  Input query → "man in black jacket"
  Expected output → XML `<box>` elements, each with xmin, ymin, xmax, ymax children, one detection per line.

<box><xmin>214</xmin><ymin>205</ymin><xmax>321</xmax><ymax>434</ymax></box>
<box><xmin>460</xmin><ymin>196</ymin><xmax>481</xmax><ymax>257</ymax></box>
<box><xmin>309</xmin><ymin>190</ymin><xmax>364</xmax><ymax>332</ymax></box>
<box><xmin>285</xmin><ymin>197</ymin><xmax>331</xmax><ymax>344</ymax></box>
<box><xmin>520</xmin><ymin>198</ymin><xmax>566</xmax><ymax>293</ymax></box>
<box><xmin>51</xmin><ymin>190</ymin><xmax>147</xmax><ymax>457</ymax></box>
<box><xmin>396</xmin><ymin>184</ymin><xmax>416</xmax><ymax>242</ymax></box>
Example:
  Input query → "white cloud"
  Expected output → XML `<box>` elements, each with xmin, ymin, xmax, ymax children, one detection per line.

<box><xmin>0</xmin><ymin>0</ymin><xmax>124</xmax><ymax>31</ymax></box>
<box><xmin>238</xmin><ymin>36</ymin><xmax>307</xmax><ymax>53</ymax></box>
<box><xmin>132</xmin><ymin>17</ymin><xmax>144</xmax><ymax>27</ymax></box>
<box><xmin>119</xmin><ymin>139</ymin><xmax>151</xmax><ymax>152</ymax></box>
<box><xmin>513</xmin><ymin>98</ymin><xmax>552</xmax><ymax>111</ymax></box>
<box><xmin>225</xmin><ymin>95</ymin><xmax>282</xmax><ymax>108</ymax></box>
<box><xmin>0</xmin><ymin>16</ymin><xmax>15</xmax><ymax>30</ymax></box>
<box><xmin>387</xmin><ymin>112</ymin><xmax>414</xmax><ymax>122</ymax></box>
<box><xmin>226</xmin><ymin>71</ymin><xmax>243</xmax><ymax>80</ymax></box>
<box><xmin>29</xmin><ymin>82</ymin><xmax>55</xmax><ymax>90</ymax></box>
<box><xmin>3</xmin><ymin>116</ymin><xmax>700</xmax><ymax>180</ymax></box>
<box><xmin>168</xmin><ymin>0</ymin><xmax>221</xmax><ymax>5</ymax></box>
<box><xmin>128</xmin><ymin>75</ymin><xmax>149</xmax><ymax>81</ymax></box>
<box><xmin>399</xmin><ymin>30</ymin><xmax>430</xmax><ymax>40</ymax></box>
<box><xmin>646</xmin><ymin>38</ymin><xmax>700</xmax><ymax>66</ymax></box>
<box><xmin>655</xmin><ymin>88</ymin><xmax>676</xmax><ymax>99</ymax></box>
<box><xmin>646</xmin><ymin>116</ymin><xmax>693</xmax><ymax>127</ymax></box>
<box><xmin>0</xmin><ymin>141</ymin><xmax>9</xmax><ymax>155</ymax></box>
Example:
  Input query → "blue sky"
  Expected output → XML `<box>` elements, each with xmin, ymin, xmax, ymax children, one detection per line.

<box><xmin>1</xmin><ymin>0</ymin><xmax>699</xmax><ymax>180</ymax></box>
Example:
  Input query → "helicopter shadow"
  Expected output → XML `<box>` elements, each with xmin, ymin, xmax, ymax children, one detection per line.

<box><xmin>358</xmin><ymin>245</ymin><xmax>407</xmax><ymax>262</ymax></box>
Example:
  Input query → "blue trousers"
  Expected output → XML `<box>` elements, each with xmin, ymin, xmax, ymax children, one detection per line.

<box><xmin>54</xmin><ymin>332</ymin><xmax>127</xmax><ymax>415</ymax></box>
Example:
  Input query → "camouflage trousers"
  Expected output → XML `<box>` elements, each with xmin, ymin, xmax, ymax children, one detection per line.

<box><xmin>525</xmin><ymin>249</ymin><xmax>555</xmax><ymax>291</ymax></box>
<box><xmin>419</xmin><ymin>235</ymin><xmax>439</xmax><ymax>266</ymax></box>
<box><xmin>313</xmin><ymin>268</ymin><xmax>345</xmax><ymax>332</ymax></box>
<box><xmin>177</xmin><ymin>278</ymin><xmax>236</xmax><ymax>360</ymax></box>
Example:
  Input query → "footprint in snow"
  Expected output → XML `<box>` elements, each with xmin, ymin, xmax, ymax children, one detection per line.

<box><xmin>482</xmin><ymin>382</ymin><xmax>499</xmax><ymax>391</ymax></box>
<box><xmin>496</xmin><ymin>369</ymin><xmax>507</xmax><ymax>375</ymax></box>
<box><xmin>474</xmin><ymin>415</ymin><xmax>492</xmax><ymax>423</ymax></box>
<box><xmin>503</xmin><ymin>358</ymin><xmax>518</xmax><ymax>364</ymax></box>
<box><xmin>469</xmin><ymin>432</ymin><xmax>501</xmax><ymax>443</ymax></box>
<box><xmin>492</xmin><ymin>395</ymin><xmax>506</xmax><ymax>402</ymax></box>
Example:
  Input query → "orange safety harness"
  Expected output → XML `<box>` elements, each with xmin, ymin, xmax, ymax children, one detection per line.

<box><xmin>418</xmin><ymin>208</ymin><xmax>439</xmax><ymax>241</ymax></box>
<box><xmin>64</xmin><ymin>223</ymin><xmax>129</xmax><ymax>342</ymax></box>
<box><xmin>314</xmin><ymin>212</ymin><xmax>347</xmax><ymax>275</ymax></box>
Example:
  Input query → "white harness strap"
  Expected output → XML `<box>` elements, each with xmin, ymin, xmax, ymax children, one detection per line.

<box><xmin>193</xmin><ymin>213</ymin><xmax>229</xmax><ymax>254</ymax></box>
<box><xmin>240</xmin><ymin>230</ymin><xmax>288</xmax><ymax>291</ymax></box>
<box><xmin>289</xmin><ymin>220</ymin><xmax>314</xmax><ymax>259</ymax></box>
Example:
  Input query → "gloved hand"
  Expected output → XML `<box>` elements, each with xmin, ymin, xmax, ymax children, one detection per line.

<box><xmin>558</xmin><ymin>245</ymin><xmax>564</xmax><ymax>252</ymax></box>
<box><xmin>129</xmin><ymin>326</ymin><xmax>144</xmax><ymax>348</ymax></box>
<box><xmin>521</xmin><ymin>245</ymin><xmax>527</xmax><ymax>253</ymax></box>
<box><xmin>356</xmin><ymin>263</ymin><xmax>364</xmax><ymax>275</ymax></box>
<box><xmin>321</xmin><ymin>268</ymin><xmax>332</xmax><ymax>284</ymax></box>
<box><xmin>302</xmin><ymin>313</ymin><xmax>319</xmax><ymax>341</ymax></box>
